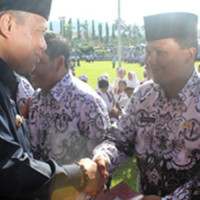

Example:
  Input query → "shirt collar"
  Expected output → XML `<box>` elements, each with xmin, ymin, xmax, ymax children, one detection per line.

<box><xmin>49</xmin><ymin>72</ymin><xmax>71</xmax><ymax>102</ymax></box>
<box><xmin>178</xmin><ymin>69</ymin><xmax>200</xmax><ymax>106</ymax></box>
<box><xmin>155</xmin><ymin>68</ymin><xmax>199</xmax><ymax>106</ymax></box>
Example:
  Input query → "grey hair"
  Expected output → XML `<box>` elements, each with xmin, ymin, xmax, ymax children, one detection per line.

<box><xmin>0</xmin><ymin>10</ymin><xmax>29</xmax><ymax>24</ymax></box>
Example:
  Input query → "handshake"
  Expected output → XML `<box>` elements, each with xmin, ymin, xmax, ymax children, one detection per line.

<box><xmin>78</xmin><ymin>157</ymin><xmax>109</xmax><ymax>197</ymax></box>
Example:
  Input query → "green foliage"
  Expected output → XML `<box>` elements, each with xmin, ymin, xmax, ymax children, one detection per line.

<box><xmin>111</xmin><ymin>158</ymin><xmax>138</xmax><ymax>190</ymax></box>
<box><xmin>94</xmin><ymin>49</ymin><xmax>108</xmax><ymax>56</ymax></box>
<box><xmin>78</xmin><ymin>45</ymin><xmax>94</xmax><ymax>55</ymax></box>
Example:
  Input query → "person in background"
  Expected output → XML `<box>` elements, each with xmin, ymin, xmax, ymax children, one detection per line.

<box><xmin>96</xmin><ymin>73</ymin><xmax>112</xmax><ymax>93</ymax></box>
<box><xmin>125</xmin><ymin>86</ymin><xmax>134</xmax><ymax>99</ymax></box>
<box><xmin>29</xmin><ymin>31</ymin><xmax>111</xmax><ymax>165</ymax></box>
<box><xmin>112</xmin><ymin>67</ymin><xmax>127</xmax><ymax>94</ymax></box>
<box><xmin>127</xmin><ymin>71</ymin><xmax>139</xmax><ymax>89</ymax></box>
<box><xmin>0</xmin><ymin>1</ymin><xmax>105</xmax><ymax>199</ymax></box>
<box><xmin>112</xmin><ymin>56</ymin><xmax>117</xmax><ymax>68</ymax></box>
<box><xmin>97</xmin><ymin>77</ymin><xmax>119</xmax><ymax>122</ymax></box>
<box><xmin>115</xmin><ymin>80</ymin><xmax>129</xmax><ymax>110</ymax></box>
<box><xmin>102</xmin><ymin>73</ymin><xmax>113</xmax><ymax>91</ymax></box>
<box><xmin>27</xmin><ymin>32</ymin><xmax>110</xmax><ymax>198</ymax></box>
<box><xmin>94</xmin><ymin>12</ymin><xmax>200</xmax><ymax>200</ymax></box>
<box><xmin>79</xmin><ymin>74</ymin><xmax>88</xmax><ymax>83</ymax></box>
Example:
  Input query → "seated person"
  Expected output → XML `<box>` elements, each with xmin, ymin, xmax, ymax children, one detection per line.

<box><xmin>127</xmin><ymin>71</ymin><xmax>139</xmax><ymax>89</ymax></box>
<box><xmin>125</xmin><ymin>86</ymin><xmax>134</xmax><ymax>99</ymax></box>
<box><xmin>112</xmin><ymin>68</ymin><xmax>127</xmax><ymax>94</ymax></box>
<box><xmin>115</xmin><ymin>80</ymin><xmax>129</xmax><ymax>109</ymax></box>
<box><xmin>97</xmin><ymin>78</ymin><xmax>119</xmax><ymax>122</ymax></box>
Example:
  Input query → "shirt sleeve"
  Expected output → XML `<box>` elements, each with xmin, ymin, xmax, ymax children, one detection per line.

<box><xmin>79</xmin><ymin>95</ymin><xmax>111</xmax><ymax>156</ymax></box>
<box><xmin>162</xmin><ymin>175</ymin><xmax>200</xmax><ymax>200</ymax></box>
<box><xmin>93</xmin><ymin>96</ymin><xmax>137</xmax><ymax>173</ymax></box>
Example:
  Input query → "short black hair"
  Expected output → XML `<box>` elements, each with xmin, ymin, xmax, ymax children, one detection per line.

<box><xmin>98</xmin><ymin>80</ymin><xmax>109</xmax><ymax>88</ymax></box>
<box><xmin>125</xmin><ymin>87</ymin><xmax>134</xmax><ymax>92</ymax></box>
<box><xmin>44</xmin><ymin>32</ymin><xmax>70</xmax><ymax>70</ymax></box>
<box><xmin>118</xmin><ymin>80</ymin><xmax>127</xmax><ymax>86</ymax></box>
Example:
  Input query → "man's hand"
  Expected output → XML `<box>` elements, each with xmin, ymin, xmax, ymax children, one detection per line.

<box><xmin>78</xmin><ymin>158</ymin><xmax>107</xmax><ymax>196</ymax></box>
<box><xmin>93</xmin><ymin>156</ymin><xmax>109</xmax><ymax>179</ymax></box>
<box><xmin>20</xmin><ymin>97</ymin><xmax>31</xmax><ymax>118</ymax></box>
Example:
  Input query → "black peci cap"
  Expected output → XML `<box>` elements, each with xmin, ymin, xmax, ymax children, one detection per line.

<box><xmin>144</xmin><ymin>12</ymin><xmax>198</xmax><ymax>42</ymax></box>
<box><xmin>0</xmin><ymin>0</ymin><xmax>52</xmax><ymax>20</ymax></box>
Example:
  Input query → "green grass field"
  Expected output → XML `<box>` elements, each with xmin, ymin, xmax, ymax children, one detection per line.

<box><xmin>74</xmin><ymin>61</ymin><xmax>144</xmax><ymax>89</ymax></box>
<box><xmin>74</xmin><ymin>60</ymin><xmax>200</xmax><ymax>191</ymax></box>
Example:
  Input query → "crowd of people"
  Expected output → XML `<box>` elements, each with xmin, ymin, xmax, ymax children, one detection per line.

<box><xmin>0</xmin><ymin>0</ymin><xmax>200</xmax><ymax>200</ymax></box>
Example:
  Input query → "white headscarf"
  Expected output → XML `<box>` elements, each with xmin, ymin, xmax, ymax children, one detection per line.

<box><xmin>127</xmin><ymin>71</ymin><xmax>139</xmax><ymax>88</ymax></box>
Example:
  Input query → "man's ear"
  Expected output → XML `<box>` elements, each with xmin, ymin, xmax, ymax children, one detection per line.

<box><xmin>0</xmin><ymin>13</ymin><xmax>15</xmax><ymax>38</ymax></box>
<box><xmin>54</xmin><ymin>55</ymin><xmax>65</xmax><ymax>71</ymax></box>
<box><xmin>185</xmin><ymin>47</ymin><xmax>197</xmax><ymax>64</ymax></box>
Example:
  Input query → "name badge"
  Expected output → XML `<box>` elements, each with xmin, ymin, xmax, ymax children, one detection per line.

<box><xmin>141</xmin><ymin>116</ymin><xmax>156</xmax><ymax>123</ymax></box>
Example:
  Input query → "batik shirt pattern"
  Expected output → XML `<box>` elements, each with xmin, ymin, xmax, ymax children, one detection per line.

<box><xmin>28</xmin><ymin>73</ymin><xmax>110</xmax><ymax>165</ymax></box>
<box><xmin>16</xmin><ymin>76</ymin><xmax>34</xmax><ymax>112</ymax></box>
<box><xmin>94</xmin><ymin>69</ymin><xmax>200</xmax><ymax>199</ymax></box>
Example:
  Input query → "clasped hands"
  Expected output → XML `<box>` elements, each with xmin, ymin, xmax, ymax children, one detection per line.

<box><xmin>79</xmin><ymin>157</ymin><xmax>161</xmax><ymax>200</ymax></box>
<box><xmin>78</xmin><ymin>157</ymin><xmax>109</xmax><ymax>197</ymax></box>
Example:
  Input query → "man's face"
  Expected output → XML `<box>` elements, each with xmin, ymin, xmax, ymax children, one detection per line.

<box><xmin>31</xmin><ymin>52</ymin><xmax>57</xmax><ymax>91</ymax></box>
<box><xmin>8</xmin><ymin>12</ymin><xmax>47</xmax><ymax>73</ymax></box>
<box><xmin>145</xmin><ymin>38</ymin><xmax>192</xmax><ymax>87</ymax></box>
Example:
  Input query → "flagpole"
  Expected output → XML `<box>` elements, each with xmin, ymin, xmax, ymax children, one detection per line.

<box><xmin>117</xmin><ymin>0</ymin><xmax>121</xmax><ymax>68</ymax></box>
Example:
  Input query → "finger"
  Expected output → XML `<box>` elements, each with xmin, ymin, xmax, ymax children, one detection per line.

<box><xmin>98</xmin><ymin>165</ymin><xmax>109</xmax><ymax>178</ymax></box>
<box><xmin>20</xmin><ymin>97</ymin><xmax>31</xmax><ymax>118</ymax></box>
<box><xmin>94</xmin><ymin>157</ymin><xmax>109</xmax><ymax>178</ymax></box>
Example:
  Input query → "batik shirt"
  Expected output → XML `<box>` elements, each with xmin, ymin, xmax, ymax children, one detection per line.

<box><xmin>28</xmin><ymin>73</ymin><xmax>111</xmax><ymax>165</ymax></box>
<box><xmin>16</xmin><ymin>76</ymin><xmax>34</xmax><ymax>112</ymax></box>
<box><xmin>94</xmin><ymin>69</ymin><xmax>200</xmax><ymax>199</ymax></box>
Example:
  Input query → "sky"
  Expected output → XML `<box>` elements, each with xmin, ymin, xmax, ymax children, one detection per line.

<box><xmin>49</xmin><ymin>0</ymin><xmax>200</xmax><ymax>27</ymax></box>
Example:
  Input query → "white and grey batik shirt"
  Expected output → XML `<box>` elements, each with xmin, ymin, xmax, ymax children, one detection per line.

<box><xmin>28</xmin><ymin>73</ymin><xmax>111</xmax><ymax>165</ymax></box>
<box><xmin>94</xmin><ymin>69</ymin><xmax>200</xmax><ymax>200</ymax></box>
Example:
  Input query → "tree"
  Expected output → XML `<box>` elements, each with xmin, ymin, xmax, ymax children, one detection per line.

<box><xmin>105</xmin><ymin>22</ymin><xmax>109</xmax><ymax>43</ymax></box>
<box><xmin>112</xmin><ymin>24</ymin><xmax>116</xmax><ymax>39</ymax></box>
<box><xmin>77</xmin><ymin>19</ymin><xmax>81</xmax><ymax>39</ymax></box>
<box><xmin>81</xmin><ymin>20</ymin><xmax>89</xmax><ymax>41</ymax></box>
<box><xmin>49</xmin><ymin>21</ymin><xmax>53</xmax><ymax>31</ymax></box>
<box><xmin>92</xmin><ymin>20</ymin><xmax>96</xmax><ymax>40</ymax></box>
<box><xmin>98</xmin><ymin>23</ymin><xmax>103</xmax><ymax>43</ymax></box>
<box><xmin>66</xmin><ymin>18</ymin><xmax>73</xmax><ymax>41</ymax></box>
<box><xmin>59</xmin><ymin>16</ymin><xmax>66</xmax><ymax>36</ymax></box>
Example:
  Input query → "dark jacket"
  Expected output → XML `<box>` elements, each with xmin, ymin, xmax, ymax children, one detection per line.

<box><xmin>0</xmin><ymin>58</ymin><xmax>81</xmax><ymax>199</ymax></box>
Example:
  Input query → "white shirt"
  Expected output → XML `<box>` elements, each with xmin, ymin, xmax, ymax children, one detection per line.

<box><xmin>97</xmin><ymin>90</ymin><xmax>115</xmax><ymax>111</ymax></box>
